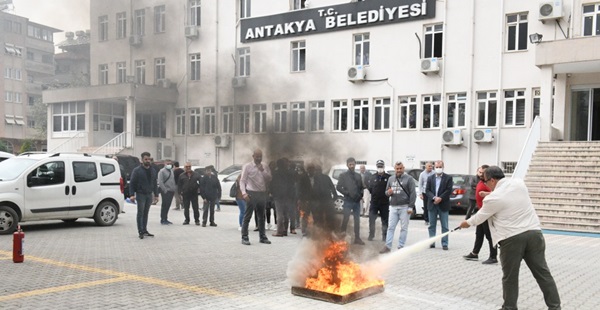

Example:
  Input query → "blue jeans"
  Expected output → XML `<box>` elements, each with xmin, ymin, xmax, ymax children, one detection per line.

<box><xmin>428</xmin><ymin>204</ymin><xmax>449</xmax><ymax>247</ymax></box>
<box><xmin>340</xmin><ymin>200</ymin><xmax>361</xmax><ymax>240</ymax></box>
<box><xmin>136</xmin><ymin>192</ymin><xmax>153</xmax><ymax>234</ymax></box>
<box><xmin>236</xmin><ymin>199</ymin><xmax>246</xmax><ymax>227</ymax></box>
<box><xmin>386</xmin><ymin>205</ymin><xmax>410</xmax><ymax>249</ymax></box>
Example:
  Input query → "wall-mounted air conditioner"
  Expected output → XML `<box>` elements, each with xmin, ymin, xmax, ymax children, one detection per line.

<box><xmin>442</xmin><ymin>129</ymin><xmax>463</xmax><ymax>146</ymax></box>
<box><xmin>347</xmin><ymin>65</ymin><xmax>366</xmax><ymax>82</ymax></box>
<box><xmin>473</xmin><ymin>129</ymin><xmax>494</xmax><ymax>143</ymax></box>
<box><xmin>232</xmin><ymin>76</ymin><xmax>246</xmax><ymax>88</ymax></box>
<box><xmin>421</xmin><ymin>58</ymin><xmax>440</xmax><ymax>74</ymax></box>
<box><xmin>129</xmin><ymin>34</ymin><xmax>142</xmax><ymax>46</ymax></box>
<box><xmin>157</xmin><ymin>78</ymin><xmax>171</xmax><ymax>88</ymax></box>
<box><xmin>539</xmin><ymin>0</ymin><xmax>563</xmax><ymax>21</ymax></box>
<box><xmin>185</xmin><ymin>26</ymin><xmax>198</xmax><ymax>38</ymax></box>
<box><xmin>214</xmin><ymin>135</ymin><xmax>230</xmax><ymax>148</ymax></box>
<box><xmin>157</xmin><ymin>141</ymin><xmax>175</xmax><ymax>160</ymax></box>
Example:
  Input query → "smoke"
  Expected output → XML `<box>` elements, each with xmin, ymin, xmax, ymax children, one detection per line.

<box><xmin>286</xmin><ymin>237</ymin><xmax>328</xmax><ymax>287</ymax></box>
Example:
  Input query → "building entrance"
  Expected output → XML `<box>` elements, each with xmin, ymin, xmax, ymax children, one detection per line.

<box><xmin>570</xmin><ymin>88</ymin><xmax>600</xmax><ymax>141</ymax></box>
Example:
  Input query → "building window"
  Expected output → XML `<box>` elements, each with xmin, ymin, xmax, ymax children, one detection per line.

<box><xmin>422</xmin><ymin>94</ymin><xmax>441</xmax><ymax>129</ymax></box>
<box><xmin>273</xmin><ymin>103</ymin><xmax>288</xmax><ymax>133</ymax></box>
<box><xmin>134</xmin><ymin>9</ymin><xmax>145</xmax><ymax>36</ymax></box>
<box><xmin>116</xmin><ymin>62</ymin><xmax>126</xmax><ymax>84</ymax></box>
<box><xmin>154</xmin><ymin>5</ymin><xmax>166</xmax><ymax>33</ymax></box>
<box><xmin>352</xmin><ymin>99</ymin><xmax>369</xmax><ymax>131</ymax></box>
<box><xmin>532</xmin><ymin>88</ymin><xmax>541</xmax><ymax>121</ymax></box>
<box><xmin>155</xmin><ymin>58</ymin><xmax>165</xmax><ymax>83</ymax></box>
<box><xmin>309</xmin><ymin>101</ymin><xmax>325</xmax><ymax>132</ymax></box>
<box><xmin>222</xmin><ymin>106</ymin><xmax>234</xmax><ymax>134</ymax></box>
<box><xmin>136</xmin><ymin>113</ymin><xmax>166</xmax><ymax>138</ymax></box>
<box><xmin>583</xmin><ymin>4</ymin><xmax>600</xmax><ymax>36</ymax></box>
<box><xmin>176</xmin><ymin>109</ymin><xmax>186</xmax><ymax>135</ymax></box>
<box><xmin>424</xmin><ymin>23</ymin><xmax>443</xmax><ymax>58</ymax></box>
<box><xmin>237</xmin><ymin>47</ymin><xmax>250</xmax><ymax>77</ymax></box>
<box><xmin>5</xmin><ymin>91</ymin><xmax>12</xmax><ymax>102</ymax></box>
<box><xmin>353</xmin><ymin>33</ymin><xmax>370</xmax><ymax>66</ymax></box>
<box><xmin>291</xmin><ymin>102</ymin><xmax>306</xmax><ymax>133</ymax></box>
<box><xmin>204</xmin><ymin>107</ymin><xmax>216</xmax><ymax>134</ymax></box>
<box><xmin>98</xmin><ymin>15</ymin><xmax>108</xmax><ymax>41</ymax></box>
<box><xmin>135</xmin><ymin>60</ymin><xmax>146</xmax><ymax>84</ymax></box>
<box><xmin>28</xmin><ymin>95</ymin><xmax>37</xmax><ymax>106</ymax></box>
<box><xmin>292</xmin><ymin>0</ymin><xmax>308</xmax><ymax>10</ymax></box>
<box><xmin>253</xmin><ymin>104</ymin><xmax>267</xmax><ymax>133</ymax></box>
<box><xmin>399</xmin><ymin>96</ymin><xmax>417</xmax><ymax>129</ymax></box>
<box><xmin>14</xmin><ymin>92</ymin><xmax>21</xmax><ymax>103</ymax></box>
<box><xmin>99</xmin><ymin>64</ymin><xmax>108</xmax><ymax>85</ymax></box>
<box><xmin>477</xmin><ymin>91</ymin><xmax>497</xmax><ymax>127</ymax></box>
<box><xmin>117</xmin><ymin>12</ymin><xmax>127</xmax><ymax>39</ymax></box>
<box><xmin>190</xmin><ymin>53</ymin><xmax>201</xmax><ymax>81</ymax></box>
<box><xmin>27</xmin><ymin>51</ymin><xmax>34</xmax><ymax>60</ymax></box>
<box><xmin>240</xmin><ymin>0</ymin><xmax>251</xmax><ymax>18</ymax></box>
<box><xmin>447</xmin><ymin>93</ymin><xmax>466</xmax><ymax>128</ymax></box>
<box><xmin>27</xmin><ymin>118</ymin><xmax>36</xmax><ymax>128</ymax></box>
<box><xmin>92</xmin><ymin>102</ymin><xmax>124</xmax><ymax>133</ymax></box>
<box><xmin>52</xmin><ymin>102</ymin><xmax>85</xmax><ymax>132</ymax></box>
<box><xmin>332</xmin><ymin>100</ymin><xmax>348</xmax><ymax>132</ymax></box>
<box><xmin>504</xmin><ymin>90</ymin><xmax>526</xmax><ymax>126</ymax></box>
<box><xmin>237</xmin><ymin>105</ymin><xmax>250</xmax><ymax>134</ymax></box>
<box><xmin>291</xmin><ymin>41</ymin><xmax>306</xmax><ymax>72</ymax></box>
<box><xmin>506</xmin><ymin>13</ymin><xmax>528</xmax><ymax>51</ymax></box>
<box><xmin>4</xmin><ymin>67</ymin><xmax>10</xmax><ymax>78</ymax></box>
<box><xmin>502</xmin><ymin>161</ymin><xmax>517</xmax><ymax>174</ymax></box>
<box><xmin>14</xmin><ymin>68</ymin><xmax>21</xmax><ymax>80</ymax></box>
<box><xmin>374</xmin><ymin>98</ymin><xmax>390</xmax><ymax>130</ymax></box>
<box><xmin>190</xmin><ymin>108</ymin><xmax>201</xmax><ymax>135</ymax></box>
<box><xmin>190</xmin><ymin>0</ymin><xmax>201</xmax><ymax>26</ymax></box>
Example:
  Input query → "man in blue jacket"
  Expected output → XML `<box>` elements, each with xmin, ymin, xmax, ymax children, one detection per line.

<box><xmin>425</xmin><ymin>160</ymin><xmax>454</xmax><ymax>250</ymax></box>
<box><xmin>129</xmin><ymin>151</ymin><xmax>159</xmax><ymax>239</ymax></box>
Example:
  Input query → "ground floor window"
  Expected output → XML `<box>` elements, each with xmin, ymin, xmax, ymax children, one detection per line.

<box><xmin>136</xmin><ymin>112</ymin><xmax>166</xmax><ymax>138</ymax></box>
<box><xmin>52</xmin><ymin>102</ymin><xmax>85</xmax><ymax>132</ymax></box>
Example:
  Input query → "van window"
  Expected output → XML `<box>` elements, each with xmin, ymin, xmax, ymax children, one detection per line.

<box><xmin>73</xmin><ymin>161</ymin><xmax>98</xmax><ymax>182</ymax></box>
<box><xmin>27</xmin><ymin>161</ymin><xmax>65</xmax><ymax>187</ymax></box>
<box><xmin>101</xmin><ymin>163</ymin><xmax>116</xmax><ymax>176</ymax></box>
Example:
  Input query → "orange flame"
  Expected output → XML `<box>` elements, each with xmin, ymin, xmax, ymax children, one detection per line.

<box><xmin>305</xmin><ymin>241</ymin><xmax>384</xmax><ymax>295</ymax></box>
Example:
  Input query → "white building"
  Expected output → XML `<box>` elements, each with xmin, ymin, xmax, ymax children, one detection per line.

<box><xmin>43</xmin><ymin>0</ymin><xmax>600</xmax><ymax>174</ymax></box>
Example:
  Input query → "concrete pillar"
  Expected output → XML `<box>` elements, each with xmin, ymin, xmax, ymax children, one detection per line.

<box><xmin>126</xmin><ymin>96</ymin><xmax>135</xmax><ymax>148</ymax></box>
<box><xmin>539</xmin><ymin>66</ymin><xmax>554</xmax><ymax>142</ymax></box>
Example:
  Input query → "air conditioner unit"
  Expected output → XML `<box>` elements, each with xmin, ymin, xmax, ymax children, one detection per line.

<box><xmin>442</xmin><ymin>129</ymin><xmax>463</xmax><ymax>146</ymax></box>
<box><xmin>185</xmin><ymin>25</ymin><xmax>198</xmax><ymax>38</ymax></box>
<box><xmin>473</xmin><ymin>129</ymin><xmax>494</xmax><ymax>143</ymax></box>
<box><xmin>129</xmin><ymin>34</ymin><xmax>142</xmax><ymax>46</ymax></box>
<box><xmin>539</xmin><ymin>0</ymin><xmax>563</xmax><ymax>21</ymax></box>
<box><xmin>157</xmin><ymin>78</ymin><xmax>171</xmax><ymax>88</ymax></box>
<box><xmin>157</xmin><ymin>141</ymin><xmax>175</xmax><ymax>160</ymax></box>
<box><xmin>421</xmin><ymin>58</ymin><xmax>440</xmax><ymax>74</ymax></box>
<box><xmin>214</xmin><ymin>135</ymin><xmax>230</xmax><ymax>148</ymax></box>
<box><xmin>231</xmin><ymin>76</ymin><xmax>246</xmax><ymax>88</ymax></box>
<box><xmin>347</xmin><ymin>65</ymin><xmax>366</xmax><ymax>82</ymax></box>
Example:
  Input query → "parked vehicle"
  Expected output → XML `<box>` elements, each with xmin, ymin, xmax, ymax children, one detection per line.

<box><xmin>449</xmin><ymin>174</ymin><xmax>478</xmax><ymax>212</ymax></box>
<box><xmin>108</xmin><ymin>154</ymin><xmax>140</xmax><ymax>198</ymax></box>
<box><xmin>0</xmin><ymin>151</ymin><xmax>14</xmax><ymax>162</ymax></box>
<box><xmin>0</xmin><ymin>153</ymin><xmax>124</xmax><ymax>234</ymax></box>
<box><xmin>219</xmin><ymin>170</ymin><xmax>242</xmax><ymax>203</ymax></box>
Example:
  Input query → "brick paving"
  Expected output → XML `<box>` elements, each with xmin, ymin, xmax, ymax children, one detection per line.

<box><xmin>1</xmin><ymin>201</ymin><xmax>599</xmax><ymax>309</ymax></box>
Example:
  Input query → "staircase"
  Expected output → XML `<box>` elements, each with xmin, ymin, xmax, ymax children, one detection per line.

<box><xmin>524</xmin><ymin>141</ymin><xmax>600</xmax><ymax>233</ymax></box>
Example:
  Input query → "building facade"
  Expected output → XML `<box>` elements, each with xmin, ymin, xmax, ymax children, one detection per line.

<box><xmin>43</xmin><ymin>0</ymin><xmax>600</xmax><ymax>174</ymax></box>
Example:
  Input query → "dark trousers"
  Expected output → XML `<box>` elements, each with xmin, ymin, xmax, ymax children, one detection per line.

<box><xmin>202</xmin><ymin>199</ymin><xmax>216</xmax><ymax>224</ymax></box>
<box><xmin>136</xmin><ymin>192</ymin><xmax>152</xmax><ymax>234</ymax></box>
<box><xmin>242</xmin><ymin>190</ymin><xmax>267</xmax><ymax>241</ymax></box>
<box><xmin>368</xmin><ymin>202</ymin><xmax>389</xmax><ymax>240</ymax></box>
<box><xmin>499</xmin><ymin>230</ymin><xmax>561</xmax><ymax>310</ymax></box>
<box><xmin>422</xmin><ymin>200</ymin><xmax>429</xmax><ymax>222</ymax></box>
<box><xmin>340</xmin><ymin>200</ymin><xmax>361</xmax><ymax>240</ymax></box>
<box><xmin>160</xmin><ymin>191</ymin><xmax>174</xmax><ymax>222</ymax></box>
<box><xmin>274</xmin><ymin>197</ymin><xmax>295</xmax><ymax>234</ymax></box>
<box><xmin>182</xmin><ymin>194</ymin><xmax>199</xmax><ymax>223</ymax></box>
<box><xmin>472</xmin><ymin>220</ymin><xmax>497</xmax><ymax>259</ymax></box>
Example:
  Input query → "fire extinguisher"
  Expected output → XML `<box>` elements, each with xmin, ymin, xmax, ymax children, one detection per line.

<box><xmin>13</xmin><ymin>225</ymin><xmax>24</xmax><ymax>263</ymax></box>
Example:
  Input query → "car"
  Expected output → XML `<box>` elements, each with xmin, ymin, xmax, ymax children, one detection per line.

<box><xmin>0</xmin><ymin>151</ymin><xmax>14</xmax><ymax>162</ymax></box>
<box><xmin>449</xmin><ymin>174</ymin><xmax>478</xmax><ymax>212</ymax></box>
<box><xmin>219</xmin><ymin>170</ymin><xmax>242</xmax><ymax>203</ymax></box>
<box><xmin>0</xmin><ymin>153</ymin><xmax>124</xmax><ymax>234</ymax></box>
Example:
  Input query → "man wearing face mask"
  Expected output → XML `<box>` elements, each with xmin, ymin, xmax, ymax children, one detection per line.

<box><xmin>129</xmin><ymin>152</ymin><xmax>159</xmax><ymax>239</ymax></box>
<box><xmin>367</xmin><ymin>160</ymin><xmax>391</xmax><ymax>242</ymax></box>
<box><xmin>425</xmin><ymin>160</ymin><xmax>454</xmax><ymax>250</ymax></box>
<box><xmin>157</xmin><ymin>159</ymin><xmax>176</xmax><ymax>225</ymax></box>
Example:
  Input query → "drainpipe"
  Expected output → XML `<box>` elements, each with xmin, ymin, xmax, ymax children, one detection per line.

<box><xmin>440</xmin><ymin>0</ymin><xmax>448</xmax><ymax>165</ymax></box>
<box><xmin>386</xmin><ymin>80</ymin><xmax>395</xmax><ymax>162</ymax></box>
<box><xmin>215</xmin><ymin>2</ymin><xmax>220</xmax><ymax>169</ymax></box>
<box><xmin>466</xmin><ymin>0</ymin><xmax>476</xmax><ymax>173</ymax></box>
<box><xmin>495</xmin><ymin>0</ymin><xmax>505</xmax><ymax>166</ymax></box>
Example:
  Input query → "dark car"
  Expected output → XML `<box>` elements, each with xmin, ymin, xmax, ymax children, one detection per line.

<box><xmin>108</xmin><ymin>154</ymin><xmax>140</xmax><ymax>198</ymax></box>
<box><xmin>449</xmin><ymin>174</ymin><xmax>478</xmax><ymax>212</ymax></box>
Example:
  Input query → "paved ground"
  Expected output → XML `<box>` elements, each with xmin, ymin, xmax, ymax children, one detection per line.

<box><xmin>1</xmin><ymin>201</ymin><xmax>599</xmax><ymax>310</ymax></box>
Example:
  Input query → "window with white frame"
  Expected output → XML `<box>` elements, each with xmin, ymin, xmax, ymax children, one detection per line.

<box><xmin>532</xmin><ymin>88</ymin><xmax>541</xmax><ymax>121</ymax></box>
<box><xmin>273</xmin><ymin>103</ymin><xmax>288</xmax><ymax>133</ymax></box>
<box><xmin>240</xmin><ymin>0</ymin><xmax>251</xmax><ymax>18</ymax></box>
<box><xmin>291</xmin><ymin>102</ymin><xmax>306</xmax><ymax>133</ymax></box>
<box><xmin>117</xmin><ymin>12</ymin><xmax>127</xmax><ymax>39</ymax></box>
<box><xmin>190</xmin><ymin>53</ymin><xmax>201</xmax><ymax>81</ymax></box>
<box><xmin>4</xmin><ymin>67</ymin><xmax>10</xmax><ymax>79</ymax></box>
<box><xmin>14</xmin><ymin>92</ymin><xmax>21</xmax><ymax>103</ymax></box>
<box><xmin>399</xmin><ymin>96</ymin><xmax>417</xmax><ymax>129</ymax></box>
<box><xmin>154</xmin><ymin>5</ymin><xmax>166</xmax><ymax>33</ymax></box>
<box><xmin>204</xmin><ymin>107</ymin><xmax>216</xmax><ymax>134</ymax></box>
<box><xmin>190</xmin><ymin>108</ymin><xmax>201</xmax><ymax>135</ymax></box>
<box><xmin>583</xmin><ymin>4</ymin><xmax>600</xmax><ymax>36</ymax></box>
<box><xmin>237</xmin><ymin>47</ymin><xmax>250</xmax><ymax>77</ymax></box>
<box><xmin>99</xmin><ymin>64</ymin><xmax>108</xmax><ymax>85</ymax></box>
<box><xmin>309</xmin><ymin>101</ymin><xmax>325</xmax><ymax>132</ymax></box>
<box><xmin>353</xmin><ymin>99</ymin><xmax>369</xmax><ymax>131</ymax></box>
<box><xmin>504</xmin><ymin>90</ymin><xmax>526</xmax><ymax>126</ymax></box>
<box><xmin>176</xmin><ymin>109</ymin><xmax>186</xmax><ymax>135</ymax></box>
<box><xmin>190</xmin><ymin>0</ymin><xmax>201</xmax><ymax>26</ymax></box>
<box><xmin>27</xmin><ymin>118</ymin><xmax>35</xmax><ymax>128</ymax></box>
<box><xmin>424</xmin><ymin>24</ymin><xmax>443</xmax><ymax>58</ymax></box>
<box><xmin>99</xmin><ymin>15</ymin><xmax>108</xmax><ymax>41</ymax></box>
<box><xmin>422</xmin><ymin>94</ymin><xmax>441</xmax><ymax>129</ymax></box>
<box><xmin>292</xmin><ymin>0</ymin><xmax>308</xmax><ymax>10</ymax></box>
<box><xmin>253</xmin><ymin>104</ymin><xmax>267</xmax><ymax>133</ymax></box>
<box><xmin>52</xmin><ymin>102</ymin><xmax>85</xmax><ymax>132</ymax></box>
<box><xmin>155</xmin><ymin>58</ymin><xmax>165</xmax><ymax>84</ymax></box>
<box><xmin>506</xmin><ymin>13</ymin><xmax>528</xmax><ymax>51</ymax></box>
<box><xmin>374</xmin><ymin>98</ymin><xmax>390</xmax><ymax>130</ymax></box>
<box><xmin>477</xmin><ymin>91</ymin><xmax>497</xmax><ymax>127</ymax></box>
<box><xmin>237</xmin><ymin>105</ymin><xmax>250</xmax><ymax>134</ymax></box>
<box><xmin>92</xmin><ymin>102</ymin><xmax>124</xmax><ymax>133</ymax></box>
<box><xmin>135</xmin><ymin>60</ymin><xmax>145</xmax><ymax>84</ymax></box>
<box><xmin>134</xmin><ymin>9</ymin><xmax>145</xmax><ymax>36</ymax></box>
<box><xmin>447</xmin><ymin>93</ymin><xmax>466</xmax><ymax>128</ymax></box>
<box><xmin>116</xmin><ymin>62</ymin><xmax>126</xmax><ymax>84</ymax></box>
<box><xmin>332</xmin><ymin>100</ymin><xmax>348</xmax><ymax>132</ymax></box>
<box><xmin>222</xmin><ymin>106</ymin><xmax>234</xmax><ymax>134</ymax></box>
<box><xmin>291</xmin><ymin>41</ymin><xmax>306</xmax><ymax>72</ymax></box>
<box><xmin>353</xmin><ymin>33</ymin><xmax>370</xmax><ymax>66</ymax></box>
<box><xmin>14</xmin><ymin>68</ymin><xmax>21</xmax><ymax>80</ymax></box>
<box><xmin>5</xmin><ymin>91</ymin><xmax>12</xmax><ymax>102</ymax></box>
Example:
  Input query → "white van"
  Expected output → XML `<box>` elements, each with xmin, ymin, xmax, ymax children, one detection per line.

<box><xmin>0</xmin><ymin>153</ymin><xmax>124</xmax><ymax>234</ymax></box>
<box><xmin>0</xmin><ymin>151</ymin><xmax>14</xmax><ymax>162</ymax></box>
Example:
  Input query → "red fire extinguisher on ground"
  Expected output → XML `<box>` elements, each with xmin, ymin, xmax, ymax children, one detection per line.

<box><xmin>13</xmin><ymin>225</ymin><xmax>24</xmax><ymax>263</ymax></box>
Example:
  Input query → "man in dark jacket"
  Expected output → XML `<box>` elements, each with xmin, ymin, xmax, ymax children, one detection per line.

<box><xmin>200</xmin><ymin>165</ymin><xmax>221</xmax><ymax>227</ymax></box>
<box><xmin>425</xmin><ymin>160</ymin><xmax>454</xmax><ymax>250</ymax></box>
<box><xmin>178</xmin><ymin>162</ymin><xmax>202</xmax><ymax>225</ymax></box>
<box><xmin>270</xmin><ymin>158</ymin><xmax>297</xmax><ymax>237</ymax></box>
<box><xmin>129</xmin><ymin>151</ymin><xmax>159</xmax><ymax>239</ymax></box>
<box><xmin>368</xmin><ymin>160</ymin><xmax>391</xmax><ymax>241</ymax></box>
<box><xmin>297</xmin><ymin>162</ymin><xmax>337</xmax><ymax>236</ymax></box>
<box><xmin>336</xmin><ymin>157</ymin><xmax>365</xmax><ymax>245</ymax></box>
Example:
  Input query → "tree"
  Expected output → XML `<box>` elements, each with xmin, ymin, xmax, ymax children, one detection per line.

<box><xmin>30</xmin><ymin>97</ymin><xmax>48</xmax><ymax>139</ymax></box>
<box><xmin>19</xmin><ymin>139</ymin><xmax>34</xmax><ymax>153</ymax></box>
<box><xmin>0</xmin><ymin>140</ymin><xmax>8</xmax><ymax>153</ymax></box>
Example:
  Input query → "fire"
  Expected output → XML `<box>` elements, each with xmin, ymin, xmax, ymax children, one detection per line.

<box><xmin>305</xmin><ymin>241</ymin><xmax>384</xmax><ymax>295</ymax></box>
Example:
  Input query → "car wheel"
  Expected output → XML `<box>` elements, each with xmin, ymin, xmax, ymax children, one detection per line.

<box><xmin>0</xmin><ymin>205</ymin><xmax>19</xmax><ymax>235</ymax></box>
<box><xmin>93</xmin><ymin>201</ymin><xmax>119</xmax><ymax>226</ymax></box>
<box><xmin>62</xmin><ymin>219</ymin><xmax>78</xmax><ymax>223</ymax></box>
<box><xmin>334</xmin><ymin>196</ymin><xmax>344</xmax><ymax>213</ymax></box>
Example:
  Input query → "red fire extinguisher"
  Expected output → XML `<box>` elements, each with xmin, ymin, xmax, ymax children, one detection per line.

<box><xmin>13</xmin><ymin>225</ymin><xmax>24</xmax><ymax>263</ymax></box>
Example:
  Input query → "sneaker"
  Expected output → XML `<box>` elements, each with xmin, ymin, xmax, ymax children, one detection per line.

<box><xmin>463</xmin><ymin>252</ymin><xmax>479</xmax><ymax>261</ymax></box>
<box><xmin>196</xmin><ymin>222</ymin><xmax>201</xmax><ymax>226</ymax></box>
<box><xmin>429</xmin><ymin>244</ymin><xmax>435</xmax><ymax>248</ymax></box>
<box><xmin>259</xmin><ymin>239</ymin><xmax>272</xmax><ymax>244</ymax></box>
<box><xmin>183</xmin><ymin>221</ymin><xmax>189</xmax><ymax>225</ymax></box>
<box><xmin>201</xmin><ymin>223</ymin><xmax>206</xmax><ymax>227</ymax></box>
<box><xmin>242</xmin><ymin>239</ymin><xmax>251</xmax><ymax>245</ymax></box>
<box><xmin>238</xmin><ymin>226</ymin><xmax>242</xmax><ymax>231</ymax></box>
<box><xmin>379</xmin><ymin>247</ymin><xmax>391</xmax><ymax>254</ymax></box>
<box><xmin>138</xmin><ymin>233</ymin><xmax>144</xmax><ymax>239</ymax></box>
<box><xmin>209</xmin><ymin>223</ymin><xmax>217</xmax><ymax>227</ymax></box>
<box><xmin>354</xmin><ymin>238</ymin><xmax>365</xmax><ymax>245</ymax></box>
<box><xmin>216</xmin><ymin>208</ymin><xmax>221</xmax><ymax>212</ymax></box>
<box><xmin>442</xmin><ymin>246</ymin><xmax>448</xmax><ymax>251</ymax></box>
<box><xmin>397</xmin><ymin>246</ymin><xmax>404</xmax><ymax>250</ymax></box>
<box><xmin>267</xmin><ymin>223</ymin><xmax>273</xmax><ymax>230</ymax></box>
<box><xmin>290</xmin><ymin>229</ymin><xmax>297</xmax><ymax>234</ymax></box>
<box><xmin>367</xmin><ymin>236</ymin><xmax>374</xmax><ymax>241</ymax></box>
<box><xmin>482</xmin><ymin>258</ymin><xmax>498</xmax><ymax>265</ymax></box>
<box><xmin>143</xmin><ymin>231</ymin><xmax>154</xmax><ymax>237</ymax></box>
